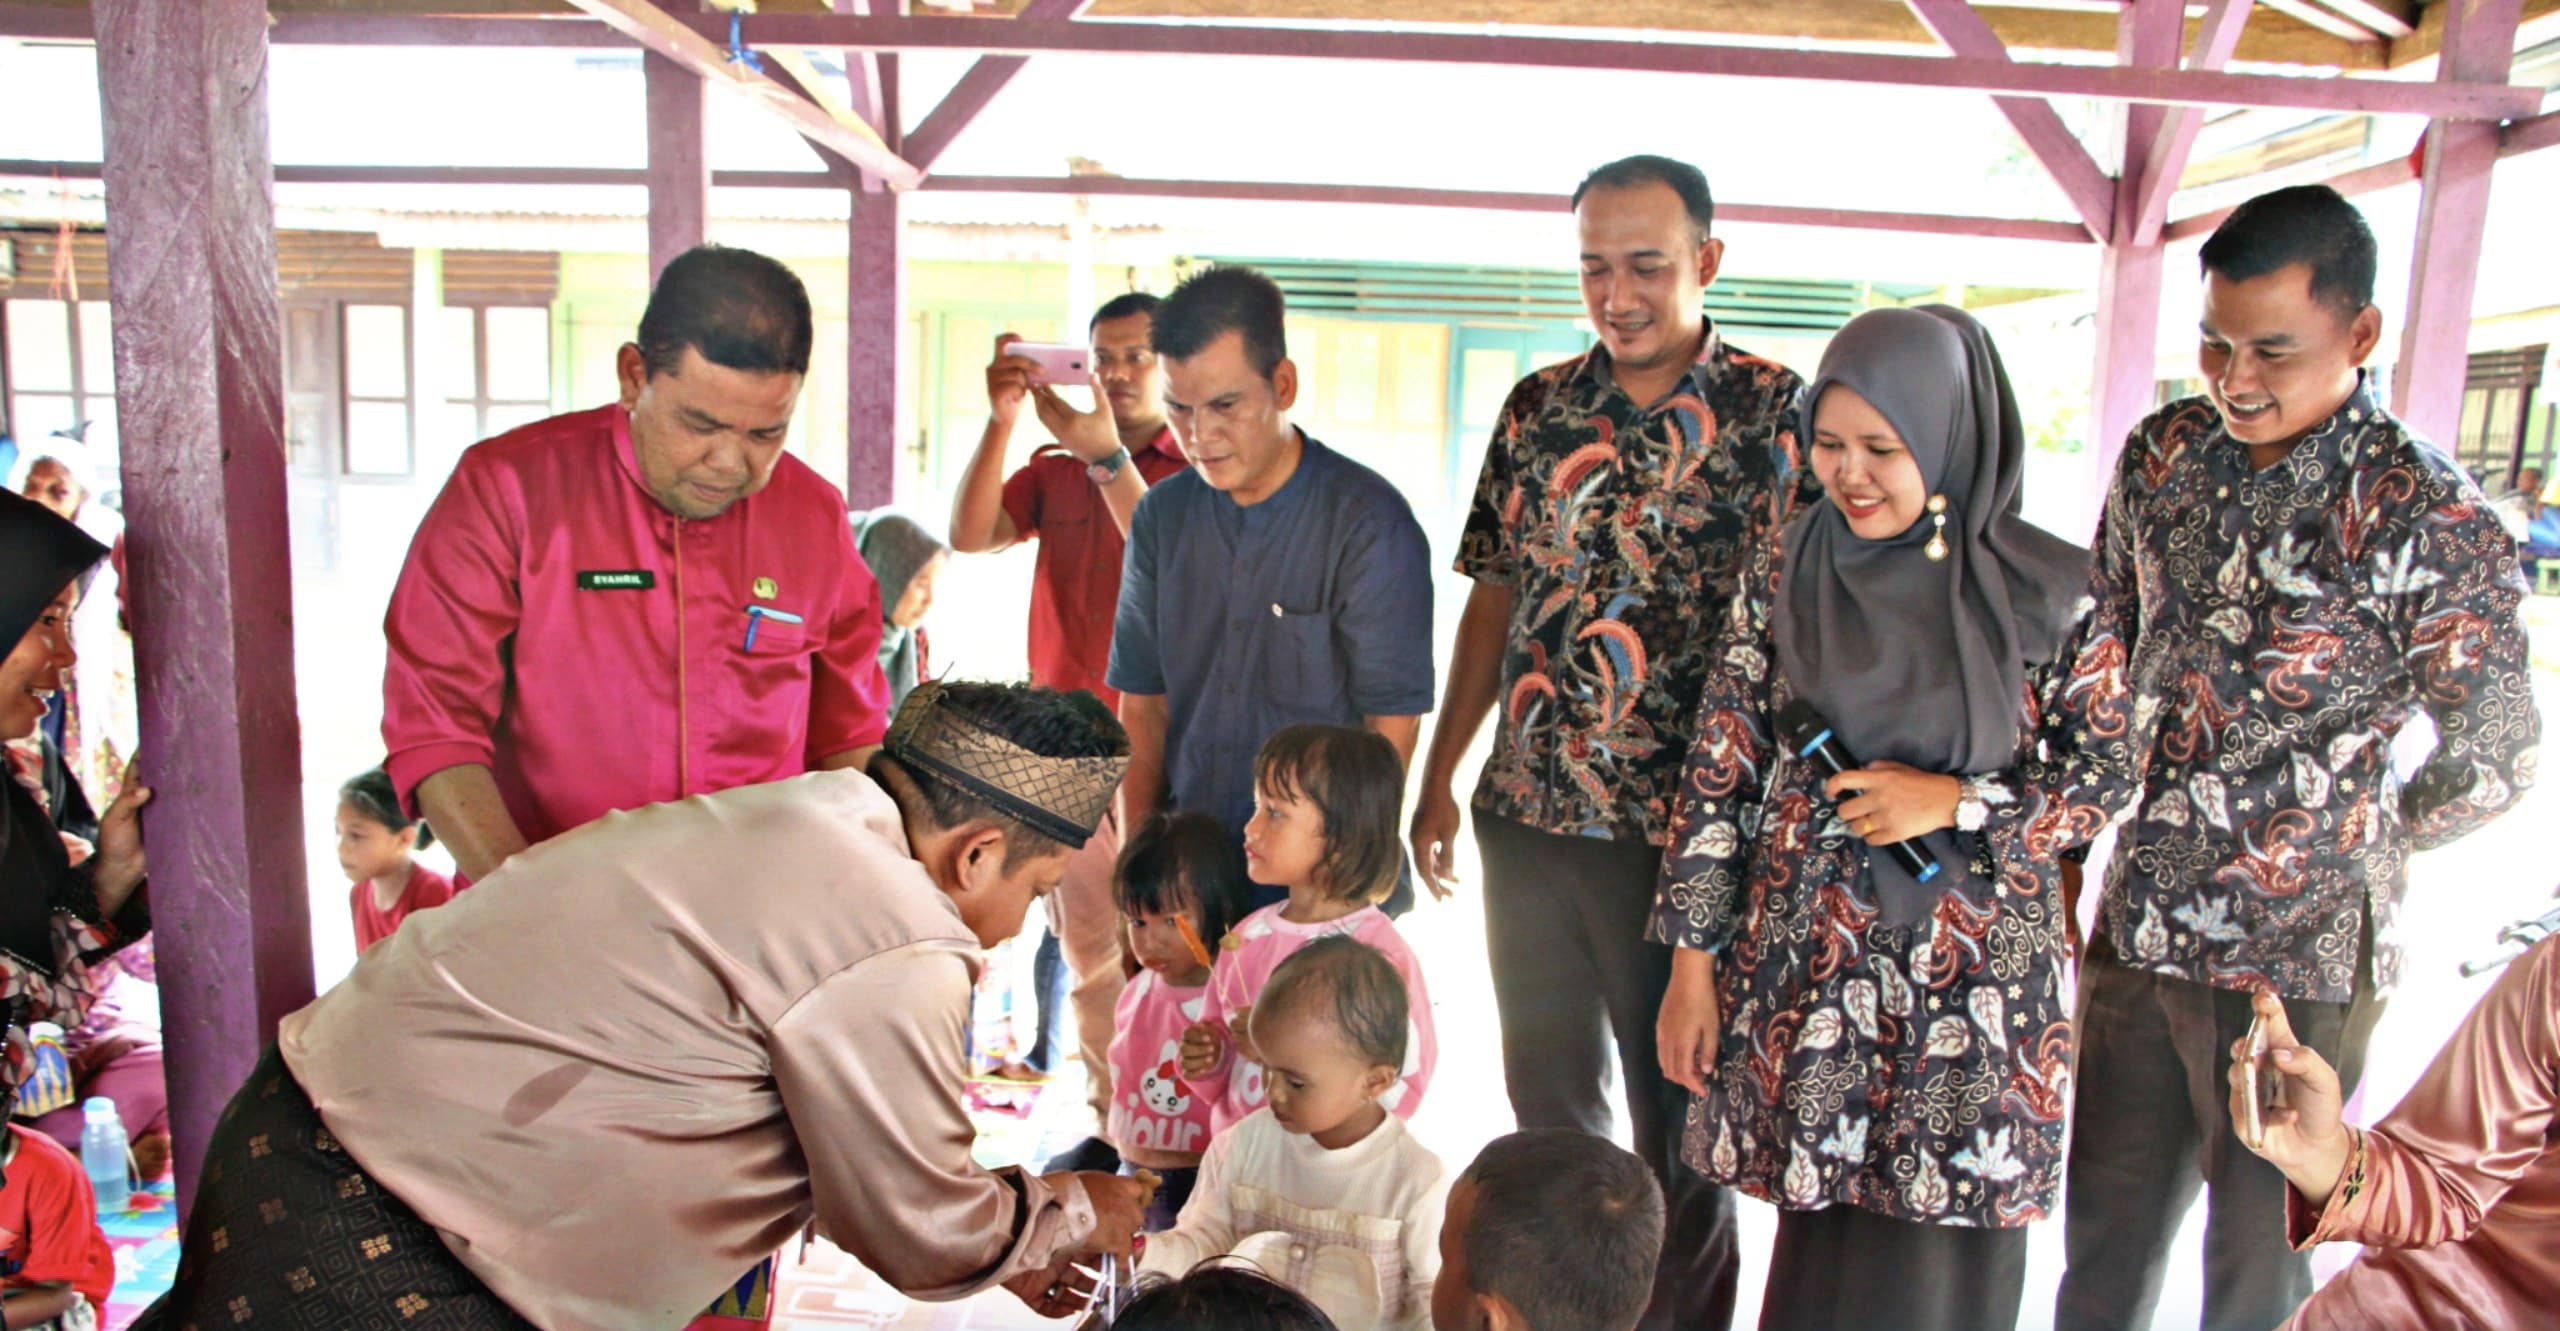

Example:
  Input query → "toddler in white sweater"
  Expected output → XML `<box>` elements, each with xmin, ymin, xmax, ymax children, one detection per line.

<box><xmin>1140</xmin><ymin>935</ymin><xmax>1445</xmax><ymax>1330</ymax></box>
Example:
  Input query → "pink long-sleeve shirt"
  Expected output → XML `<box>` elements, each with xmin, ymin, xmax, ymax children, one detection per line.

<box><xmin>1192</xmin><ymin>903</ymin><xmax>1437</xmax><ymax>1136</ymax></box>
<box><xmin>382</xmin><ymin>405</ymin><xmax>890</xmax><ymax>845</ymax></box>
<box><xmin>2283</xmin><ymin>931</ymin><xmax>2560</xmax><ymax>1331</ymax></box>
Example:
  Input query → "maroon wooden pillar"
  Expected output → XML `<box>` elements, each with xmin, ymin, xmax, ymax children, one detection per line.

<box><xmin>847</xmin><ymin>185</ymin><xmax>902</xmax><ymax>509</ymax></box>
<box><xmin>2392</xmin><ymin>0</ymin><xmax>2523</xmax><ymax>441</ymax></box>
<box><xmin>91</xmin><ymin>0</ymin><xmax>312</xmax><ymax>1219</ymax></box>
<box><xmin>644</xmin><ymin>50</ymin><xmax>709</xmax><ymax>282</ymax></box>
<box><xmin>2087</xmin><ymin>0</ymin><xmax>2184</xmax><ymax>473</ymax></box>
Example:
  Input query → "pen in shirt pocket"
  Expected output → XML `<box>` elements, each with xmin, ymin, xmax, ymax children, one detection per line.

<box><xmin>742</xmin><ymin>603</ymin><xmax>804</xmax><ymax>650</ymax></box>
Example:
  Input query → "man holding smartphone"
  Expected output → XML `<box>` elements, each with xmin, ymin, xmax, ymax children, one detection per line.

<box><xmin>950</xmin><ymin>293</ymin><xmax>1189</xmax><ymax>1145</ymax></box>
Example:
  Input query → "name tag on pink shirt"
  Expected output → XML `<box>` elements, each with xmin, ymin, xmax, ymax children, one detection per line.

<box><xmin>577</xmin><ymin>570</ymin><xmax>656</xmax><ymax>590</ymax></box>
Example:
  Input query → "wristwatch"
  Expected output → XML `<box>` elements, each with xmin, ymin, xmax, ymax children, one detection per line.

<box><xmin>1086</xmin><ymin>447</ymin><xmax>1131</xmax><ymax>485</ymax></box>
<box><xmin>1953</xmin><ymin>776</ymin><xmax>1991</xmax><ymax>833</ymax></box>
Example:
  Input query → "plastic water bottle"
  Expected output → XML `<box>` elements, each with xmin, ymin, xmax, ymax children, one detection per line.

<box><xmin>80</xmin><ymin>1098</ymin><xmax>129</xmax><ymax>1213</ymax></box>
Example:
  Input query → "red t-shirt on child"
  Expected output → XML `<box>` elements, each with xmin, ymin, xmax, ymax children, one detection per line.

<box><xmin>0</xmin><ymin>1125</ymin><xmax>114</xmax><ymax>1311</ymax></box>
<box><xmin>352</xmin><ymin>861</ymin><xmax>458</xmax><ymax>953</ymax></box>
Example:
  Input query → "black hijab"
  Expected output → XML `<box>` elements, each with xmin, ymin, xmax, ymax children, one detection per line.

<box><xmin>0</xmin><ymin>489</ymin><xmax>107</xmax><ymax>653</ymax></box>
<box><xmin>1772</xmin><ymin>305</ymin><xmax>2089</xmax><ymax>925</ymax></box>
<box><xmin>1</xmin><ymin>489</ymin><xmax>109</xmax><ymax>970</ymax></box>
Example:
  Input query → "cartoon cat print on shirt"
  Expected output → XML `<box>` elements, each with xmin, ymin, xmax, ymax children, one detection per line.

<box><xmin>1141</xmin><ymin>1040</ymin><xmax>1191</xmax><ymax>1117</ymax></box>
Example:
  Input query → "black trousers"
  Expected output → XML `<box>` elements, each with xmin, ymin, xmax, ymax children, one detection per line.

<box><xmin>1477</xmin><ymin>814</ymin><xmax>1739</xmax><ymax>1331</ymax></box>
<box><xmin>2055</xmin><ymin>934</ymin><xmax>2385</xmax><ymax>1331</ymax></box>
<box><xmin>1760</xmin><ymin>1206</ymin><xmax>2028</xmax><ymax>1331</ymax></box>
<box><xmin>130</xmin><ymin>1045</ymin><xmax>534</xmax><ymax>1331</ymax></box>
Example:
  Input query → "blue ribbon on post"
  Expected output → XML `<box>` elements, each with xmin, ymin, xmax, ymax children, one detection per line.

<box><xmin>725</xmin><ymin>11</ymin><xmax>763</xmax><ymax>73</ymax></box>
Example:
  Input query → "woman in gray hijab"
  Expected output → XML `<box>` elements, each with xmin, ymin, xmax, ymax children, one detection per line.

<box><xmin>1649</xmin><ymin>307</ymin><xmax>2149</xmax><ymax>1330</ymax></box>
<box><xmin>851</xmin><ymin>510</ymin><xmax>950</xmax><ymax>710</ymax></box>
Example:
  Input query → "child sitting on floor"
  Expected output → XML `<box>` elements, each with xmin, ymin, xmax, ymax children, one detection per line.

<box><xmin>1108</xmin><ymin>812</ymin><xmax>1256</xmax><ymax>1231</ymax></box>
<box><xmin>1141</xmin><ymin>936</ymin><xmax>1445</xmax><ymax>1331</ymax></box>
<box><xmin>1180</xmin><ymin>725</ymin><xmax>1436</xmax><ymax>1134</ymax></box>
<box><xmin>0</xmin><ymin>1094</ymin><xmax>115</xmax><ymax>1330</ymax></box>
<box><xmin>1109</xmin><ymin>1263</ymin><xmax>1339</xmax><ymax>1330</ymax></box>
<box><xmin>1431</xmin><ymin>1130</ymin><xmax>1665</xmax><ymax>1331</ymax></box>
<box><xmin>337</xmin><ymin>768</ymin><xmax>455</xmax><ymax>954</ymax></box>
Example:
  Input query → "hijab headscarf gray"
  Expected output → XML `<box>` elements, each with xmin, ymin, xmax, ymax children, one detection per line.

<box><xmin>851</xmin><ymin>509</ymin><xmax>948</xmax><ymax>709</ymax></box>
<box><xmin>1772</xmin><ymin>305</ymin><xmax>2090</xmax><ymax>926</ymax></box>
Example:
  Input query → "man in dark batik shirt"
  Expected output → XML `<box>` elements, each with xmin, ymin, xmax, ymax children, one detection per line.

<box><xmin>2057</xmin><ymin>186</ymin><xmax>2539</xmax><ymax>1331</ymax></box>
<box><xmin>1409</xmin><ymin>155</ymin><xmax>1815</xmax><ymax>1331</ymax></box>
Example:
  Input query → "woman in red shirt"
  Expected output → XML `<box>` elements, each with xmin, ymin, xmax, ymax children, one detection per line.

<box><xmin>338</xmin><ymin>769</ymin><xmax>455</xmax><ymax>953</ymax></box>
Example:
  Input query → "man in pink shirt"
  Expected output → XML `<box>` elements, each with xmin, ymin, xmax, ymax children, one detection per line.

<box><xmin>383</xmin><ymin>245</ymin><xmax>891</xmax><ymax>881</ymax></box>
<box><xmin>950</xmin><ymin>293</ymin><xmax>1188</xmax><ymax>1134</ymax></box>
<box><xmin>2235</xmin><ymin>929</ymin><xmax>2560</xmax><ymax>1329</ymax></box>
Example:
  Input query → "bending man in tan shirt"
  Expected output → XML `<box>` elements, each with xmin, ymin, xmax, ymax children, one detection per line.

<box><xmin>134</xmin><ymin>681</ymin><xmax>1150</xmax><ymax>1331</ymax></box>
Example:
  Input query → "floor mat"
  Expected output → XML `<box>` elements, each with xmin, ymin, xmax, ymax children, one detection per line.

<box><xmin>100</xmin><ymin>1177</ymin><xmax>180</xmax><ymax>1331</ymax></box>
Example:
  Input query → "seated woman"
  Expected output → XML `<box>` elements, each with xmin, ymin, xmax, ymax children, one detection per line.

<box><xmin>25</xmin><ymin>937</ymin><xmax>167</xmax><ymax>1180</ymax></box>
<box><xmin>1652</xmin><ymin>306</ymin><xmax>2142</xmax><ymax>1331</ymax></box>
<box><xmin>0</xmin><ymin>490</ymin><xmax>153</xmax><ymax>1152</ymax></box>
<box><xmin>2234</xmin><ymin>933</ymin><xmax>2559</xmax><ymax>1330</ymax></box>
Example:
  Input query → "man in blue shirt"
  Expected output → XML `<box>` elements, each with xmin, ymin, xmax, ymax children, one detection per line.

<box><xmin>1107</xmin><ymin>265</ymin><xmax>1434</xmax><ymax>911</ymax></box>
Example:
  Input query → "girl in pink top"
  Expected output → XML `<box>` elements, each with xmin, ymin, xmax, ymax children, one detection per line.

<box><xmin>1180</xmin><ymin>725</ymin><xmax>1438</xmax><ymax>1136</ymax></box>
<box><xmin>338</xmin><ymin>769</ymin><xmax>456</xmax><ymax>953</ymax></box>
<box><xmin>1107</xmin><ymin>811</ymin><xmax>1256</xmax><ymax>1231</ymax></box>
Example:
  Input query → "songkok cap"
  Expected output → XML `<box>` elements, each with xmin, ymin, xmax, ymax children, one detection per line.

<box><xmin>0</xmin><ymin>490</ymin><xmax>108</xmax><ymax>652</ymax></box>
<box><xmin>883</xmin><ymin>680</ymin><xmax>1128</xmax><ymax>848</ymax></box>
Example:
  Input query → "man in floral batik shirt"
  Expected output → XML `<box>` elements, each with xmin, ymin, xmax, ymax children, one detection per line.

<box><xmin>1409</xmin><ymin>154</ymin><xmax>1815</xmax><ymax>1331</ymax></box>
<box><xmin>2056</xmin><ymin>186</ymin><xmax>2539</xmax><ymax>1331</ymax></box>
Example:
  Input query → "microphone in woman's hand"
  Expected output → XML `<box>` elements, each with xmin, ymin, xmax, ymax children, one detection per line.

<box><xmin>1774</xmin><ymin>700</ymin><xmax>1942</xmax><ymax>884</ymax></box>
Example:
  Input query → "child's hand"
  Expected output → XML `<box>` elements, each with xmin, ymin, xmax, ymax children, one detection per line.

<box><xmin>1227</xmin><ymin>1007</ymin><xmax>1260</xmax><ymax>1066</ymax></box>
<box><xmin>1180</xmin><ymin>1019</ymin><xmax>1224</xmax><ymax>1077</ymax></box>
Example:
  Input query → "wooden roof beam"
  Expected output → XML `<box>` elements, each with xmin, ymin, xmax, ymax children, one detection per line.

<box><xmin>557</xmin><ymin>0</ymin><xmax>923</xmax><ymax>187</ymax></box>
<box><xmin>0</xmin><ymin>2</ymin><xmax>2389</xmax><ymax>70</ymax></box>
<box><xmin>1905</xmin><ymin>0</ymin><xmax>2116</xmax><ymax>242</ymax></box>
<box><xmin>1074</xmin><ymin>0</ymin><xmax>2385</xmax><ymax>70</ymax></box>
<box><xmin>900</xmin><ymin>0</ymin><xmax>1093</xmax><ymax>171</ymax></box>
<box><xmin>731</xmin><ymin>14</ymin><xmax>2545</xmax><ymax>119</ymax></box>
<box><xmin>2391</xmin><ymin>0</ymin><xmax>2560</xmax><ymax>66</ymax></box>
<box><xmin>2255</xmin><ymin>0</ymin><xmax>2384</xmax><ymax>43</ymax></box>
<box><xmin>2306</xmin><ymin>0</ymin><xmax>2417</xmax><ymax>38</ymax></box>
<box><xmin>2131</xmin><ymin>0</ymin><xmax>2255</xmax><ymax>246</ymax></box>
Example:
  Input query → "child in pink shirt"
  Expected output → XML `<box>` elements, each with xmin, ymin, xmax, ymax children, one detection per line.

<box><xmin>1181</xmin><ymin>725</ymin><xmax>1438</xmax><ymax>1136</ymax></box>
<box><xmin>1106</xmin><ymin>812</ymin><xmax>1256</xmax><ymax>1231</ymax></box>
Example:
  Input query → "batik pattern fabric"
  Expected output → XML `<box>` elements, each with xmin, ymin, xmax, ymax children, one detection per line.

<box><xmin>135</xmin><ymin>1046</ymin><xmax>537</xmax><ymax>1331</ymax></box>
<box><xmin>1652</xmin><ymin>529</ymin><xmax>2145</xmax><ymax>1227</ymax></box>
<box><xmin>1457</xmin><ymin>330</ymin><xmax>1814</xmax><ymax>845</ymax></box>
<box><xmin>2092</xmin><ymin>380</ymin><xmax>2538</xmax><ymax>1003</ymax></box>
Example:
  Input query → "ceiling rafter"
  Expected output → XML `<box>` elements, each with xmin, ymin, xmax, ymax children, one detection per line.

<box><xmin>2132</xmin><ymin>0</ymin><xmax>2256</xmax><ymax>245</ymax></box>
<box><xmin>555</xmin><ymin>0</ymin><xmax>923</xmax><ymax>187</ymax></box>
<box><xmin>1904</xmin><ymin>0</ymin><xmax>2118</xmax><ymax>241</ymax></box>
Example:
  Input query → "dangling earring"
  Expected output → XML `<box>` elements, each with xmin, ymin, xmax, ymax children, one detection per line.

<box><xmin>1923</xmin><ymin>495</ymin><xmax>1950</xmax><ymax>562</ymax></box>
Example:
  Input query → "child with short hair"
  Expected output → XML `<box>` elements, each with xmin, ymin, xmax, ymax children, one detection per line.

<box><xmin>337</xmin><ymin>768</ymin><xmax>455</xmax><ymax>953</ymax></box>
<box><xmin>1430</xmin><ymin>1130</ymin><xmax>1665</xmax><ymax>1331</ymax></box>
<box><xmin>1141</xmin><ymin>937</ymin><xmax>1445</xmax><ymax>1331</ymax></box>
<box><xmin>1109</xmin><ymin>1263</ymin><xmax>1340</xmax><ymax>1331</ymax></box>
<box><xmin>0</xmin><ymin>1105</ymin><xmax>115</xmax><ymax>1330</ymax></box>
<box><xmin>1180</xmin><ymin>725</ymin><xmax>1436</xmax><ymax>1133</ymax></box>
<box><xmin>1107</xmin><ymin>811</ymin><xmax>1256</xmax><ymax>1231</ymax></box>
